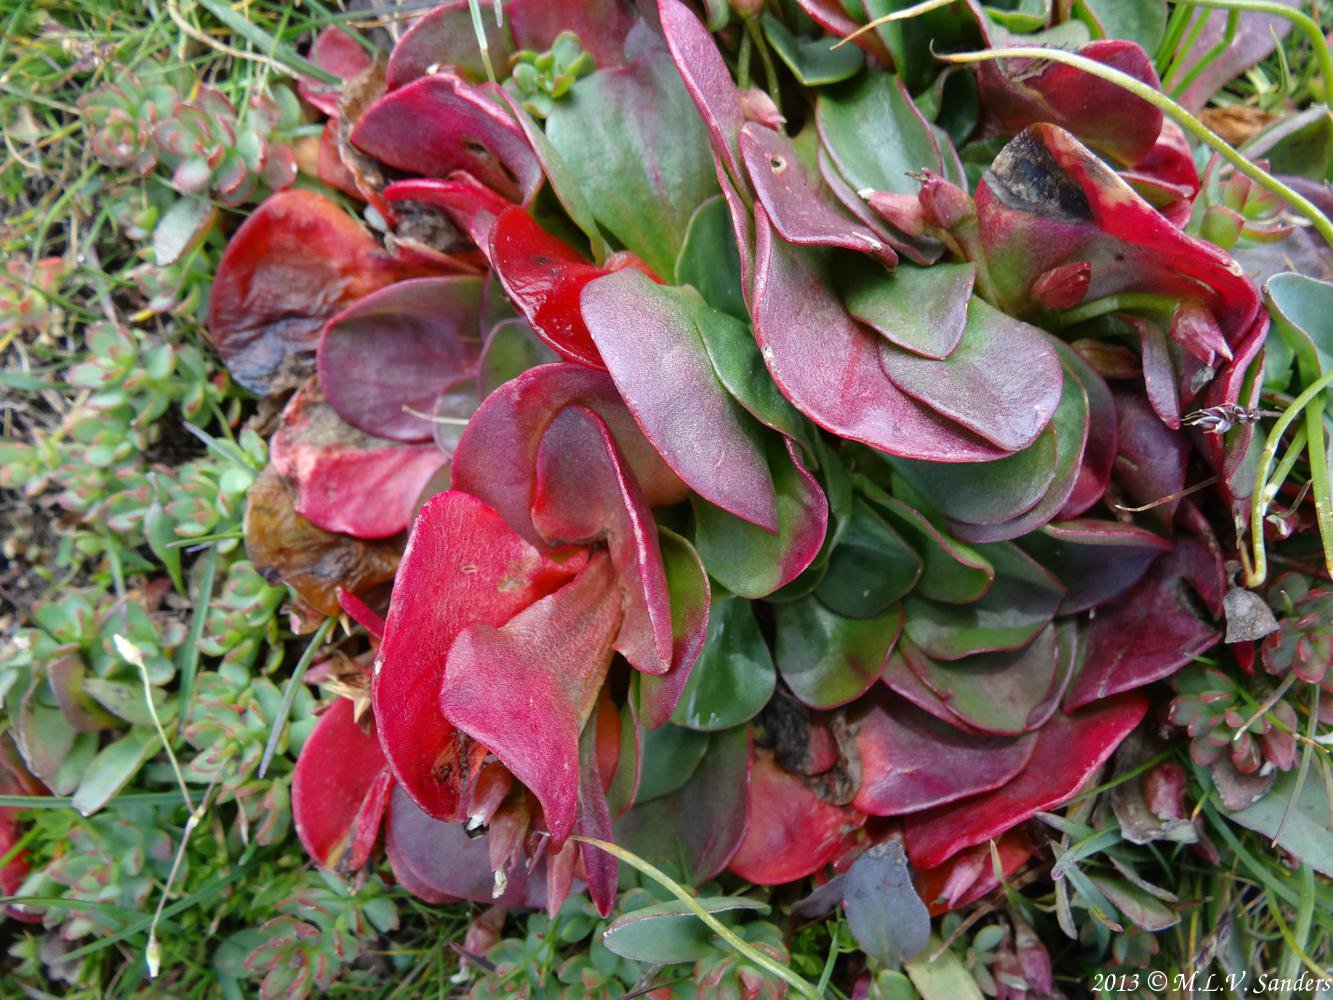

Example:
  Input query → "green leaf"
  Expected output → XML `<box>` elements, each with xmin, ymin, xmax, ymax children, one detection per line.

<box><xmin>546</xmin><ymin>50</ymin><xmax>719</xmax><ymax>278</ymax></box>
<box><xmin>672</xmin><ymin>597</ymin><xmax>776</xmax><ymax>731</ymax></box>
<box><xmin>866</xmin><ymin>488</ymin><xmax>995</xmax><ymax>604</ymax></box>
<box><xmin>1074</xmin><ymin>0</ymin><xmax>1167</xmax><ymax>53</ymax></box>
<box><xmin>774</xmin><ymin>597</ymin><xmax>901</xmax><ymax>708</ymax></box>
<box><xmin>636</xmin><ymin>725</ymin><xmax>711</xmax><ymax>803</ymax></box>
<box><xmin>152</xmin><ymin>196</ymin><xmax>216</xmax><ymax>267</ymax></box>
<box><xmin>478</xmin><ymin>318</ymin><xmax>557</xmax><ymax>397</ymax></box>
<box><xmin>602</xmin><ymin>896</ymin><xmax>769</xmax><ymax>963</ymax></box>
<box><xmin>762</xmin><ymin>14</ymin><xmax>864</xmax><ymax>87</ymax></box>
<box><xmin>817</xmin><ymin>70</ymin><xmax>942</xmax><ymax>197</ymax></box>
<box><xmin>72</xmin><ymin>727</ymin><xmax>161</xmax><ymax>816</ymax></box>
<box><xmin>905</xmin><ymin>936</ymin><xmax>984</xmax><ymax>1000</ymax></box>
<box><xmin>815</xmin><ymin>498</ymin><xmax>922</xmax><ymax>618</ymax></box>
<box><xmin>1085</xmin><ymin>873</ymin><xmax>1179</xmax><ymax>931</ymax></box>
<box><xmin>676</xmin><ymin>194</ymin><xmax>746</xmax><ymax>320</ymax></box>
<box><xmin>1222</xmin><ymin>768</ymin><xmax>1333</xmax><ymax>878</ymax></box>
<box><xmin>839</xmin><ymin>258</ymin><xmax>976</xmax><ymax>360</ymax></box>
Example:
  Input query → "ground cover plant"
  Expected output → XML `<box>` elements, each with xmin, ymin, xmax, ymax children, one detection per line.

<box><xmin>1</xmin><ymin>0</ymin><xmax>1331</xmax><ymax>996</ymax></box>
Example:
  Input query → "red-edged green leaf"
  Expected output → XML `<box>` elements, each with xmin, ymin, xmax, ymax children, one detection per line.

<box><xmin>638</xmin><ymin>527</ymin><xmax>712</xmax><ymax>729</ymax></box>
<box><xmin>384</xmin><ymin>0</ymin><xmax>515</xmax><ymax>88</ymax></box>
<box><xmin>728</xmin><ymin>749</ymin><xmax>865</xmax><ymax>885</ymax></box>
<box><xmin>208</xmin><ymin>190</ymin><xmax>433</xmax><ymax>394</ymax></box>
<box><xmin>840</xmin><ymin>257</ymin><xmax>974</xmax><ymax>360</ymax></box>
<box><xmin>903</xmin><ymin>693</ymin><xmax>1149</xmax><ymax>868</ymax></box>
<box><xmin>441</xmin><ymin>553</ymin><xmax>622</xmax><ymax>847</ymax></box>
<box><xmin>676</xmin><ymin>193</ymin><xmax>746</xmax><ymax>320</ymax></box>
<box><xmin>1064</xmin><ymin>539</ymin><xmax>1220</xmax><ymax>710</ymax></box>
<box><xmin>658</xmin><ymin>0</ymin><xmax>744</xmax><ymax>181</ymax></box>
<box><xmin>451</xmin><ymin>363</ymin><xmax>686</xmax><ymax>545</ymax></box>
<box><xmin>815</xmin><ymin>499</ymin><xmax>921</xmax><ymax>618</ymax></box>
<box><xmin>582</xmin><ymin>270</ymin><xmax>778</xmax><ymax>531</ymax></box>
<box><xmin>692</xmin><ymin>432</ymin><xmax>828</xmax><ymax>599</ymax></box>
<box><xmin>269</xmin><ymin>379</ymin><xmax>447</xmax><ymax>539</ymax></box>
<box><xmin>616</xmin><ymin>724</ymin><xmax>752</xmax><ymax>884</ymax></box>
<box><xmin>477</xmin><ymin>317</ymin><xmax>559</xmax><ymax>397</ymax></box>
<box><xmin>740</xmin><ymin>122</ymin><xmax>896</xmax><ymax>265</ymax></box>
<box><xmin>879</xmin><ymin>296</ymin><xmax>1063</xmax><ymax>454</ymax></box>
<box><xmin>753</xmin><ymin>212</ymin><xmax>1009</xmax><ymax>462</ymax></box>
<box><xmin>292</xmin><ymin>698</ymin><xmax>390</xmax><ymax>869</ymax></box>
<box><xmin>671</xmin><ymin>596</ymin><xmax>775</xmax><ymax>731</ymax></box>
<box><xmin>851</xmin><ymin>693</ymin><xmax>1036</xmax><ymax>816</ymax></box>
<box><xmin>532</xmin><ymin>404</ymin><xmax>672</xmax><ymax>674</ymax></box>
<box><xmin>317</xmin><ymin>275</ymin><xmax>483</xmax><ymax>443</ymax></box>
<box><xmin>1021</xmin><ymin>520</ymin><xmax>1171</xmax><ymax>615</ymax></box>
<box><xmin>889</xmin><ymin>434</ymin><xmax>1058</xmax><ymax>530</ymax></box>
<box><xmin>546</xmin><ymin>49</ymin><xmax>718</xmax><ymax>279</ymax></box>
<box><xmin>350</xmin><ymin>72</ymin><xmax>541</xmax><ymax>202</ymax></box>
<box><xmin>373</xmin><ymin>491</ymin><xmax>581</xmax><ymax>819</ymax></box>
<box><xmin>902</xmin><ymin>543</ymin><xmax>1063</xmax><ymax>661</ymax></box>
<box><xmin>817</xmin><ymin>72</ymin><xmax>943</xmax><ymax>198</ymax></box>
<box><xmin>865</xmin><ymin>489</ymin><xmax>995</xmax><ymax>604</ymax></box>
<box><xmin>775</xmin><ymin>598</ymin><xmax>902</xmax><ymax>709</ymax></box>
<box><xmin>1057</xmin><ymin>337</ymin><xmax>1117</xmax><ymax>518</ymax></box>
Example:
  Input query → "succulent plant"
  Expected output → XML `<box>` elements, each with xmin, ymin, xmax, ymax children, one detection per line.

<box><xmin>193</xmin><ymin>0</ymin><xmax>1331</xmax><ymax>976</ymax></box>
<box><xmin>77</xmin><ymin>68</ymin><xmax>177</xmax><ymax>173</ymax></box>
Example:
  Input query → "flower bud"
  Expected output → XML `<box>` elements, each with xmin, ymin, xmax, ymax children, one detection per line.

<box><xmin>1031</xmin><ymin>261</ymin><xmax>1091</xmax><ymax>310</ymax></box>
<box><xmin>917</xmin><ymin>170</ymin><xmax>973</xmax><ymax>232</ymax></box>
<box><xmin>738</xmin><ymin>87</ymin><xmax>784</xmax><ymax>129</ymax></box>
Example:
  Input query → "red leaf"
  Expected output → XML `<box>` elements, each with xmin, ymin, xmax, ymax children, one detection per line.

<box><xmin>581</xmin><ymin>270</ymin><xmax>779</xmax><ymax>531</ymax></box>
<box><xmin>728</xmin><ymin>749</ymin><xmax>865</xmax><ymax>885</ymax></box>
<box><xmin>350</xmin><ymin>72</ymin><xmax>541</xmax><ymax>203</ymax></box>
<box><xmin>317</xmin><ymin>275</ymin><xmax>484</xmax><ymax>443</ymax></box>
<box><xmin>292</xmin><ymin>698</ymin><xmax>391</xmax><ymax>869</ymax></box>
<box><xmin>208</xmin><ymin>190</ymin><xmax>433</xmax><ymax>394</ymax></box>
<box><xmin>903</xmin><ymin>694</ymin><xmax>1149</xmax><ymax>869</ymax></box>
<box><xmin>508</xmin><ymin>0</ymin><xmax>638</xmax><ymax>70</ymax></box>
<box><xmin>532</xmin><ymin>404</ymin><xmax>673</xmax><ymax>674</ymax></box>
<box><xmin>299</xmin><ymin>27</ymin><xmax>373</xmax><ymax>117</ymax></box>
<box><xmin>451</xmin><ymin>363</ymin><xmax>687</xmax><ymax>546</ymax></box>
<box><xmin>269</xmin><ymin>379</ymin><xmax>448</xmax><ymax>539</ymax></box>
<box><xmin>441</xmin><ymin>552</ymin><xmax>623</xmax><ymax>847</ymax></box>
<box><xmin>383</xmin><ymin>175</ymin><xmax>514</xmax><ymax>251</ymax></box>
<box><xmin>374</xmin><ymin>491</ymin><xmax>581</xmax><ymax>819</ymax></box>
<box><xmin>914</xmin><ymin>831</ymin><xmax>1034</xmax><ymax>914</ymax></box>
<box><xmin>385</xmin><ymin>0</ymin><xmax>516</xmax><ymax>89</ymax></box>
<box><xmin>657</xmin><ymin>0</ymin><xmax>745</xmax><ymax>180</ymax></box>
<box><xmin>851</xmin><ymin>694</ymin><xmax>1036</xmax><ymax>816</ymax></box>
<box><xmin>752</xmin><ymin>209</ymin><xmax>1009</xmax><ymax>462</ymax></box>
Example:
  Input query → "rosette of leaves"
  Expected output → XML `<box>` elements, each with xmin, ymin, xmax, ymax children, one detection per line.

<box><xmin>201</xmin><ymin>0</ymin><xmax>1286</xmax><ymax>969</ymax></box>
<box><xmin>77</xmin><ymin>67</ymin><xmax>177</xmax><ymax>173</ymax></box>
<box><xmin>0</xmin><ymin>590</ymin><xmax>183</xmax><ymax>815</ymax></box>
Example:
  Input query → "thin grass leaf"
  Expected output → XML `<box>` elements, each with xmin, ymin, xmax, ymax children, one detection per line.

<box><xmin>258</xmin><ymin>616</ymin><xmax>335</xmax><ymax>778</ymax></box>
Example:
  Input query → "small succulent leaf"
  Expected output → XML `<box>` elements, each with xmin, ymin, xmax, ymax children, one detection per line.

<box><xmin>637</xmin><ymin>526</ymin><xmax>712</xmax><ymax>729</ymax></box>
<box><xmin>616</xmin><ymin>723</ymin><xmax>751</xmax><ymax>884</ymax></box>
<box><xmin>775</xmin><ymin>598</ymin><xmax>902</xmax><ymax>709</ymax></box>
<box><xmin>753</xmin><ymin>213</ymin><xmax>1009</xmax><ymax>462</ymax></box>
<box><xmin>603</xmin><ymin>896</ymin><xmax>769</xmax><ymax>964</ymax></box>
<box><xmin>902</xmin><ymin>693</ymin><xmax>1148</xmax><ymax>869</ymax></box>
<box><xmin>897</xmin><ymin>623</ymin><xmax>1068</xmax><ymax>735</ymax></box>
<box><xmin>451</xmin><ymin>363</ymin><xmax>686</xmax><ymax>546</ymax></box>
<box><xmin>532</xmin><ymin>404</ymin><xmax>674</xmax><ymax>674</ymax></box>
<box><xmin>728</xmin><ymin>749</ymin><xmax>865</xmax><ymax>885</ymax></box>
<box><xmin>350</xmin><ymin>72</ymin><xmax>541</xmax><ymax>202</ymax></box>
<box><xmin>384</xmin><ymin>1</ymin><xmax>515</xmax><ymax>89</ymax></box>
<box><xmin>890</xmin><ymin>435</ymin><xmax>1058</xmax><ymax>530</ymax></box>
<box><xmin>268</xmin><ymin>379</ymin><xmax>447</xmax><ymax>539</ymax></box>
<box><xmin>152</xmin><ymin>196</ymin><xmax>216</xmax><ymax>267</ymax></box>
<box><xmin>879</xmin><ymin>296</ymin><xmax>1064</xmax><ymax>454</ymax></box>
<box><xmin>208</xmin><ymin>190</ymin><xmax>433</xmax><ymax>395</ymax></box>
<box><xmin>1064</xmin><ymin>537</ymin><xmax>1222</xmax><ymax>709</ymax></box>
<box><xmin>477</xmin><ymin>317</ymin><xmax>559</xmax><ymax>397</ymax></box>
<box><xmin>903</xmin><ymin>542</ymin><xmax>1063</xmax><ymax>661</ymax></box>
<box><xmin>1056</xmin><ymin>338</ymin><xmax>1118</xmax><ymax>518</ymax></box>
<box><xmin>1084</xmin><ymin>873</ymin><xmax>1179</xmax><ymax>932</ymax></box>
<box><xmin>1021</xmin><ymin>519</ymin><xmax>1171</xmax><ymax>615</ymax></box>
<box><xmin>671</xmin><ymin>596</ymin><xmax>776</xmax><ymax>731</ymax></box>
<box><xmin>317</xmin><ymin>275</ymin><xmax>484</xmax><ymax>443</ymax></box>
<box><xmin>657</xmin><ymin>0</ymin><xmax>745</xmax><ymax>181</ymax></box>
<box><xmin>384</xmin><ymin>785</ymin><xmax>544</xmax><ymax>906</ymax></box>
<box><xmin>292</xmin><ymin>698</ymin><xmax>389</xmax><ymax>869</ymax></box>
<box><xmin>817</xmin><ymin>72</ymin><xmax>944</xmax><ymax>198</ymax></box>
<box><xmin>863</xmin><ymin>488</ymin><xmax>995</xmax><ymax>604</ymax></box>
<box><xmin>506</xmin><ymin>0</ymin><xmax>637</xmax><ymax>70</ymax></box>
<box><xmin>581</xmin><ymin>270</ymin><xmax>779</xmax><ymax>531</ymax></box>
<box><xmin>851</xmin><ymin>693</ymin><xmax>1036</xmax><ymax>815</ymax></box>
<box><xmin>635</xmin><ymin>724</ymin><xmax>711</xmax><ymax>803</ymax></box>
<box><xmin>814</xmin><ymin>499</ymin><xmax>922</xmax><ymax>618</ymax></box>
<box><xmin>373</xmin><ymin>490</ymin><xmax>580</xmax><ymax>819</ymax></box>
<box><xmin>1111</xmin><ymin>391</ymin><xmax>1191</xmax><ymax>532</ymax></box>
<box><xmin>576</xmin><ymin>715</ymin><xmax>618</xmax><ymax>917</ymax></box>
<box><xmin>740</xmin><ymin>122</ymin><xmax>896</xmax><ymax>265</ymax></box>
<box><xmin>840</xmin><ymin>257</ymin><xmax>974</xmax><ymax>360</ymax></box>
<box><xmin>546</xmin><ymin>49</ymin><xmax>719</xmax><ymax>278</ymax></box>
<box><xmin>1220</xmin><ymin>767</ymin><xmax>1333</xmax><ymax>877</ymax></box>
<box><xmin>441</xmin><ymin>552</ymin><xmax>622</xmax><ymax>847</ymax></box>
<box><xmin>761</xmin><ymin>13</ymin><xmax>864</xmax><ymax>86</ymax></box>
<box><xmin>692</xmin><ymin>431</ymin><xmax>828</xmax><ymax>599</ymax></box>
<box><xmin>72</xmin><ymin>727</ymin><xmax>160</xmax><ymax>817</ymax></box>
<box><xmin>676</xmin><ymin>193</ymin><xmax>747</xmax><ymax>320</ymax></box>
<box><xmin>844</xmin><ymin>841</ymin><xmax>932</xmax><ymax>966</ymax></box>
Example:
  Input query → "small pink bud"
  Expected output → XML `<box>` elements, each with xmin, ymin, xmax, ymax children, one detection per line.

<box><xmin>738</xmin><ymin>87</ymin><xmax>784</xmax><ymax>129</ymax></box>
<box><xmin>1142</xmin><ymin>762</ymin><xmax>1187</xmax><ymax>819</ymax></box>
<box><xmin>917</xmin><ymin>170</ymin><xmax>973</xmax><ymax>232</ymax></box>
<box><xmin>864</xmin><ymin>190</ymin><xmax>926</xmax><ymax>237</ymax></box>
<box><xmin>1170</xmin><ymin>302</ymin><xmax>1232</xmax><ymax>366</ymax></box>
<box><xmin>1031</xmin><ymin>261</ymin><xmax>1091</xmax><ymax>310</ymax></box>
